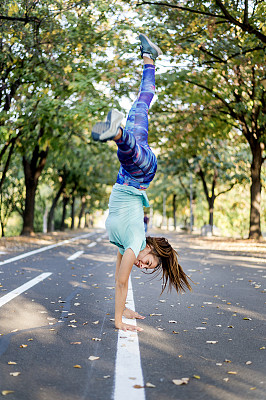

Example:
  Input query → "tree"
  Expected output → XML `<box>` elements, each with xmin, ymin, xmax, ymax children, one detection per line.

<box><xmin>136</xmin><ymin>0</ymin><xmax>265</xmax><ymax>238</ymax></box>
<box><xmin>0</xmin><ymin>0</ymin><xmax>130</xmax><ymax>235</ymax></box>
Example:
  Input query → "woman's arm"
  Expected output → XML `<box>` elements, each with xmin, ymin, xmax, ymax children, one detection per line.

<box><xmin>115</xmin><ymin>250</ymin><xmax>123</xmax><ymax>282</ymax></box>
<box><xmin>115</xmin><ymin>248</ymin><xmax>143</xmax><ymax>332</ymax></box>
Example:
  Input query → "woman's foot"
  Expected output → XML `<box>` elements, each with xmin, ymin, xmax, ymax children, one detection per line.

<box><xmin>91</xmin><ymin>109</ymin><xmax>124</xmax><ymax>142</ymax></box>
<box><xmin>123</xmin><ymin>307</ymin><xmax>145</xmax><ymax>320</ymax></box>
<box><xmin>139</xmin><ymin>33</ymin><xmax>163</xmax><ymax>62</ymax></box>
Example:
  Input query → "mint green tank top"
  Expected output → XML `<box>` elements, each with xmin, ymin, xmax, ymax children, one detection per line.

<box><xmin>105</xmin><ymin>183</ymin><xmax>149</xmax><ymax>258</ymax></box>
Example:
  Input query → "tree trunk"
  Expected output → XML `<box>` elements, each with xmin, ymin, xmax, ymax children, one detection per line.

<box><xmin>60</xmin><ymin>195</ymin><xmax>69</xmax><ymax>231</ymax></box>
<box><xmin>22</xmin><ymin>172</ymin><xmax>38</xmax><ymax>235</ymax></box>
<box><xmin>47</xmin><ymin>178</ymin><xmax>67</xmax><ymax>232</ymax></box>
<box><xmin>71</xmin><ymin>196</ymin><xmax>75</xmax><ymax>230</ymax></box>
<box><xmin>21</xmin><ymin>137</ymin><xmax>48</xmax><ymax>236</ymax></box>
<box><xmin>172</xmin><ymin>194</ymin><xmax>176</xmax><ymax>230</ymax></box>
<box><xmin>1</xmin><ymin>223</ymin><xmax>5</xmax><ymax>237</ymax></box>
<box><xmin>208</xmin><ymin>202</ymin><xmax>214</xmax><ymax>227</ymax></box>
<box><xmin>249</xmin><ymin>141</ymin><xmax>263</xmax><ymax>239</ymax></box>
<box><xmin>78</xmin><ymin>196</ymin><xmax>86</xmax><ymax>229</ymax></box>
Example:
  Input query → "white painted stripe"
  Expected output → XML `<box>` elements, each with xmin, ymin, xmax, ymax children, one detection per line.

<box><xmin>88</xmin><ymin>242</ymin><xmax>97</xmax><ymax>248</ymax></box>
<box><xmin>114</xmin><ymin>277</ymin><xmax>145</xmax><ymax>400</ymax></box>
<box><xmin>0</xmin><ymin>273</ymin><xmax>52</xmax><ymax>308</ymax></box>
<box><xmin>67</xmin><ymin>250</ymin><xmax>84</xmax><ymax>261</ymax></box>
<box><xmin>0</xmin><ymin>232</ymin><xmax>96</xmax><ymax>266</ymax></box>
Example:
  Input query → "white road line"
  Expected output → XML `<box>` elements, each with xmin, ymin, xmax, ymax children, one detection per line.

<box><xmin>67</xmin><ymin>250</ymin><xmax>84</xmax><ymax>261</ymax></box>
<box><xmin>0</xmin><ymin>273</ymin><xmax>52</xmax><ymax>308</ymax></box>
<box><xmin>0</xmin><ymin>232</ymin><xmax>96</xmax><ymax>266</ymax></box>
<box><xmin>114</xmin><ymin>277</ymin><xmax>145</xmax><ymax>400</ymax></box>
<box><xmin>87</xmin><ymin>242</ymin><xmax>97</xmax><ymax>248</ymax></box>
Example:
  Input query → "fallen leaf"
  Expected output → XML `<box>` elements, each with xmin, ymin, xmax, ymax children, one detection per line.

<box><xmin>172</xmin><ymin>331</ymin><xmax>179</xmax><ymax>334</ymax></box>
<box><xmin>1</xmin><ymin>391</ymin><xmax>15</xmax><ymax>396</ymax></box>
<box><xmin>224</xmin><ymin>359</ymin><xmax>232</xmax><ymax>363</ymax></box>
<box><xmin>19</xmin><ymin>344</ymin><xmax>27</xmax><ymax>348</ymax></box>
<box><xmin>193</xmin><ymin>375</ymin><xmax>200</xmax><ymax>379</ymax></box>
<box><xmin>10</xmin><ymin>372</ymin><xmax>20</xmax><ymax>377</ymax></box>
<box><xmin>243</xmin><ymin>317</ymin><xmax>252</xmax><ymax>320</ymax></box>
<box><xmin>70</xmin><ymin>342</ymin><xmax>81</xmax><ymax>345</ymax></box>
<box><xmin>228</xmin><ymin>371</ymin><xmax>237</xmax><ymax>375</ymax></box>
<box><xmin>250</xmin><ymin>387</ymin><xmax>256</xmax><ymax>390</ymax></box>
<box><xmin>88</xmin><ymin>356</ymin><xmax>99</xmax><ymax>361</ymax></box>
<box><xmin>172</xmin><ymin>378</ymin><xmax>189</xmax><ymax>385</ymax></box>
<box><xmin>133</xmin><ymin>385</ymin><xmax>144</xmax><ymax>389</ymax></box>
<box><xmin>146</xmin><ymin>382</ymin><xmax>156</xmax><ymax>388</ymax></box>
<box><xmin>73</xmin><ymin>365</ymin><xmax>82</xmax><ymax>368</ymax></box>
<box><xmin>7</xmin><ymin>362</ymin><xmax>17</xmax><ymax>365</ymax></box>
<box><xmin>92</xmin><ymin>338</ymin><xmax>101</xmax><ymax>341</ymax></box>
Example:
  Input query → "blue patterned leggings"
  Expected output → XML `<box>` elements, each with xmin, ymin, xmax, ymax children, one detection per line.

<box><xmin>115</xmin><ymin>64</ymin><xmax>157</xmax><ymax>190</ymax></box>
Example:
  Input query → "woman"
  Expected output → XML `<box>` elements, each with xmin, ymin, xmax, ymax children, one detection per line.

<box><xmin>92</xmin><ymin>34</ymin><xmax>191</xmax><ymax>332</ymax></box>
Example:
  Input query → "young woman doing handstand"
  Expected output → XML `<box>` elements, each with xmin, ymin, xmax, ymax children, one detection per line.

<box><xmin>92</xmin><ymin>34</ymin><xmax>191</xmax><ymax>332</ymax></box>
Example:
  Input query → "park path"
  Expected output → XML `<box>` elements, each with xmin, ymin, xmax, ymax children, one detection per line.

<box><xmin>0</xmin><ymin>228</ymin><xmax>265</xmax><ymax>400</ymax></box>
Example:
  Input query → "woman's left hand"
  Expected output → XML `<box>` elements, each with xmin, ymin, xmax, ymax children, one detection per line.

<box><xmin>123</xmin><ymin>307</ymin><xmax>145</xmax><ymax>320</ymax></box>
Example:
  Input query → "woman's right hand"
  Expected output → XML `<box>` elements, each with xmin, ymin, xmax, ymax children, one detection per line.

<box><xmin>115</xmin><ymin>321</ymin><xmax>143</xmax><ymax>332</ymax></box>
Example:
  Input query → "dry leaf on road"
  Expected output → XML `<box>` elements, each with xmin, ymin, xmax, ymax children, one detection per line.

<box><xmin>146</xmin><ymin>382</ymin><xmax>156</xmax><ymax>388</ymax></box>
<box><xmin>2</xmin><ymin>391</ymin><xmax>15</xmax><ymax>396</ymax></box>
<box><xmin>10</xmin><ymin>372</ymin><xmax>20</xmax><ymax>377</ymax></box>
<box><xmin>172</xmin><ymin>378</ymin><xmax>189</xmax><ymax>385</ymax></box>
<box><xmin>88</xmin><ymin>356</ymin><xmax>100</xmax><ymax>361</ymax></box>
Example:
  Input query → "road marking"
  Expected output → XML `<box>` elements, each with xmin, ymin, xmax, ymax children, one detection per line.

<box><xmin>0</xmin><ymin>273</ymin><xmax>52</xmax><ymax>308</ymax></box>
<box><xmin>88</xmin><ymin>242</ymin><xmax>97</xmax><ymax>248</ymax></box>
<box><xmin>114</xmin><ymin>277</ymin><xmax>145</xmax><ymax>400</ymax></box>
<box><xmin>0</xmin><ymin>232</ymin><xmax>97</xmax><ymax>266</ymax></box>
<box><xmin>67</xmin><ymin>250</ymin><xmax>84</xmax><ymax>261</ymax></box>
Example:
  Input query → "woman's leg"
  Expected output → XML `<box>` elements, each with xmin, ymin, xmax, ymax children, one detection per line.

<box><xmin>115</xmin><ymin>61</ymin><xmax>158</xmax><ymax>188</ymax></box>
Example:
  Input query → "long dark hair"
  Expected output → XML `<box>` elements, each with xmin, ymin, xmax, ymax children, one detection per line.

<box><xmin>146</xmin><ymin>236</ymin><xmax>192</xmax><ymax>294</ymax></box>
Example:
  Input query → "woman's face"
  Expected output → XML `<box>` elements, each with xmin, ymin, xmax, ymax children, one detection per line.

<box><xmin>134</xmin><ymin>245</ymin><xmax>159</xmax><ymax>270</ymax></box>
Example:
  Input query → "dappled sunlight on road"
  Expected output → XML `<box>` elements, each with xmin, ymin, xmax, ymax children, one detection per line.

<box><xmin>211</xmin><ymin>303</ymin><xmax>266</xmax><ymax>322</ymax></box>
<box><xmin>0</xmin><ymin>297</ymin><xmax>57</xmax><ymax>343</ymax></box>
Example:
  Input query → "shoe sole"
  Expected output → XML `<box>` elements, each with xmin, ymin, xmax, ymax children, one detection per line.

<box><xmin>92</xmin><ymin>109</ymin><xmax>124</xmax><ymax>142</ymax></box>
<box><xmin>139</xmin><ymin>33</ymin><xmax>163</xmax><ymax>57</ymax></box>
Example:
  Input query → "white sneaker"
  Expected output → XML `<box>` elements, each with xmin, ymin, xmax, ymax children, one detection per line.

<box><xmin>92</xmin><ymin>109</ymin><xmax>124</xmax><ymax>142</ymax></box>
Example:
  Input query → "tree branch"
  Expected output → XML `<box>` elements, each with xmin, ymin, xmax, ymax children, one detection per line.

<box><xmin>0</xmin><ymin>15</ymin><xmax>39</xmax><ymax>23</ymax></box>
<box><xmin>138</xmin><ymin>0</ymin><xmax>266</xmax><ymax>44</ymax></box>
<box><xmin>215</xmin><ymin>182</ymin><xmax>237</xmax><ymax>197</ymax></box>
<box><xmin>185</xmin><ymin>77</ymin><xmax>238</xmax><ymax>120</ymax></box>
<box><xmin>138</xmin><ymin>1</ymin><xmax>226</xmax><ymax>19</ymax></box>
<box><xmin>215</xmin><ymin>0</ymin><xmax>266</xmax><ymax>43</ymax></box>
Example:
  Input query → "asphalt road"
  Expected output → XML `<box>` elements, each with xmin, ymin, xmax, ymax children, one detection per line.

<box><xmin>0</xmin><ymin>229</ymin><xmax>265</xmax><ymax>400</ymax></box>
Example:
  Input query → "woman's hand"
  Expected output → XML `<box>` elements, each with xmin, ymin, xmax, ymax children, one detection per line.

<box><xmin>115</xmin><ymin>321</ymin><xmax>143</xmax><ymax>332</ymax></box>
<box><xmin>123</xmin><ymin>307</ymin><xmax>145</xmax><ymax>320</ymax></box>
